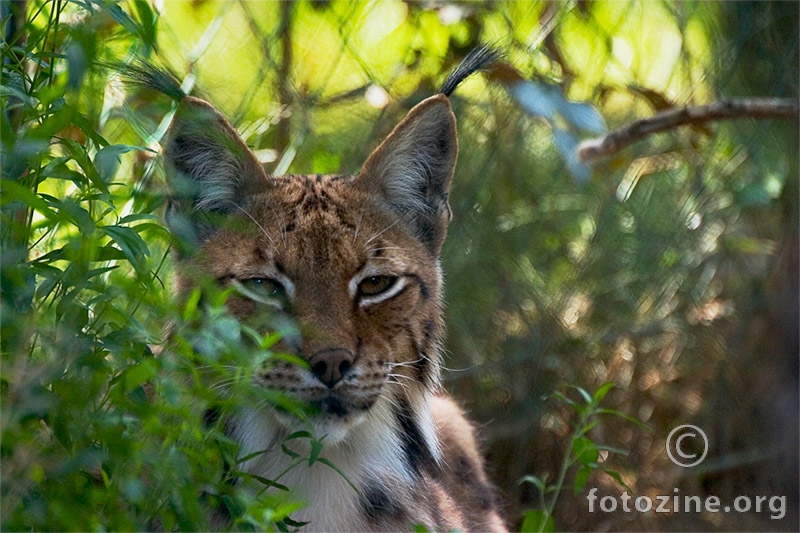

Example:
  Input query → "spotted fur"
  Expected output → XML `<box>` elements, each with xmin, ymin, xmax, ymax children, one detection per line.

<box><xmin>163</xmin><ymin>47</ymin><xmax>505</xmax><ymax>531</ymax></box>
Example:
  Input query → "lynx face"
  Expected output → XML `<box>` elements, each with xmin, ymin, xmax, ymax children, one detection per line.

<box><xmin>161</xmin><ymin>47</ymin><xmax>505</xmax><ymax>531</ymax></box>
<box><xmin>169</xmin><ymin>96</ymin><xmax>454</xmax><ymax>444</ymax></box>
<box><xmin>191</xmin><ymin>172</ymin><xmax>448</xmax><ymax>443</ymax></box>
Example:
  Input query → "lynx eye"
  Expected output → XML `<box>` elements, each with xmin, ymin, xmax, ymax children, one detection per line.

<box><xmin>357</xmin><ymin>275</ymin><xmax>398</xmax><ymax>297</ymax></box>
<box><xmin>237</xmin><ymin>278</ymin><xmax>289</xmax><ymax>308</ymax></box>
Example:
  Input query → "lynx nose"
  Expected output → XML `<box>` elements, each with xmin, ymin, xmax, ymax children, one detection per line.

<box><xmin>309</xmin><ymin>349</ymin><xmax>354</xmax><ymax>387</ymax></box>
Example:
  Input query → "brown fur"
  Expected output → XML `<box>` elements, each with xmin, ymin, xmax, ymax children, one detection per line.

<box><xmin>163</xmin><ymin>55</ymin><xmax>505</xmax><ymax>532</ymax></box>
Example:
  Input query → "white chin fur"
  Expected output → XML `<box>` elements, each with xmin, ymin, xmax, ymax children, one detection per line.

<box><xmin>273</xmin><ymin>408</ymin><xmax>368</xmax><ymax>445</ymax></box>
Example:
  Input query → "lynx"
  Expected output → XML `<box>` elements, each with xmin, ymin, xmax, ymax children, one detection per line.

<box><xmin>152</xmin><ymin>47</ymin><xmax>505</xmax><ymax>531</ymax></box>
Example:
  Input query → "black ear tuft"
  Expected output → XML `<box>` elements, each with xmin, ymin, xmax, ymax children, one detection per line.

<box><xmin>115</xmin><ymin>60</ymin><xmax>186</xmax><ymax>102</ymax></box>
<box><xmin>439</xmin><ymin>45</ymin><xmax>499</xmax><ymax>97</ymax></box>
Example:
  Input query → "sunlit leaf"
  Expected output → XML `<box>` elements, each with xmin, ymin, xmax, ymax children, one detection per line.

<box><xmin>131</xmin><ymin>0</ymin><xmax>157</xmax><ymax>53</ymax></box>
<box><xmin>58</xmin><ymin>138</ymin><xmax>107</xmax><ymax>194</ymax></box>
<box><xmin>96</xmin><ymin>1</ymin><xmax>141</xmax><ymax>36</ymax></box>
<box><xmin>101</xmin><ymin>225</ymin><xmax>150</xmax><ymax>272</ymax></box>
<box><xmin>0</xmin><ymin>180</ymin><xmax>57</xmax><ymax>220</ymax></box>
<box><xmin>57</xmin><ymin>198</ymin><xmax>96</xmax><ymax>235</ymax></box>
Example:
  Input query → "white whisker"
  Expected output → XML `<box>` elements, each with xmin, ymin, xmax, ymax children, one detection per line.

<box><xmin>364</xmin><ymin>219</ymin><xmax>403</xmax><ymax>249</ymax></box>
<box><xmin>236</xmin><ymin>204</ymin><xmax>274</xmax><ymax>245</ymax></box>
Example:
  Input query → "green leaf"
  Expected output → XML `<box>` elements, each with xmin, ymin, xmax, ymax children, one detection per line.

<box><xmin>308</xmin><ymin>438</ymin><xmax>324</xmax><ymax>466</ymax></box>
<box><xmin>595</xmin><ymin>444</ymin><xmax>630</xmax><ymax>457</ymax></box>
<box><xmin>284</xmin><ymin>430</ymin><xmax>313</xmax><ymax>442</ymax></box>
<box><xmin>101</xmin><ymin>224</ymin><xmax>151</xmax><ymax>272</ymax></box>
<box><xmin>220</xmin><ymin>494</ymin><xmax>245</xmax><ymax>520</ymax></box>
<box><xmin>260</xmin><ymin>331</ymin><xmax>282</xmax><ymax>350</ymax></box>
<box><xmin>573</xmin><ymin>464</ymin><xmax>592</xmax><ymax>494</ymax></box>
<box><xmin>96</xmin><ymin>244</ymin><xmax>127</xmax><ymax>262</ymax></box>
<box><xmin>520</xmin><ymin>510</ymin><xmax>555</xmax><ymax>533</ymax></box>
<box><xmin>602</xmin><ymin>468</ymin><xmax>634</xmax><ymax>494</ymax></box>
<box><xmin>236</xmin><ymin>449</ymin><xmax>268</xmax><ymax>464</ymax></box>
<box><xmin>592</xmin><ymin>382</ymin><xmax>615</xmax><ymax>404</ymax></box>
<box><xmin>232</xmin><ymin>470</ymin><xmax>289</xmax><ymax>492</ymax></box>
<box><xmin>65</xmin><ymin>41</ymin><xmax>88</xmax><ymax>90</ymax></box>
<box><xmin>271</xmin><ymin>502</ymin><xmax>309</xmax><ymax>524</ymax></box>
<box><xmin>519</xmin><ymin>474</ymin><xmax>547</xmax><ymax>491</ymax></box>
<box><xmin>317</xmin><ymin>457</ymin><xmax>359</xmax><ymax>493</ymax></box>
<box><xmin>0</xmin><ymin>72</ymin><xmax>36</xmax><ymax>107</ymax></box>
<box><xmin>41</xmin><ymin>155</ymin><xmax>89</xmax><ymax>185</ymax></box>
<box><xmin>548</xmin><ymin>390</ymin><xmax>577</xmax><ymax>407</ymax></box>
<box><xmin>94</xmin><ymin>144</ymin><xmax>149</xmax><ymax>182</ymax></box>
<box><xmin>0</xmin><ymin>180</ymin><xmax>57</xmax><ymax>220</ymax></box>
<box><xmin>118</xmin><ymin>213</ymin><xmax>159</xmax><ymax>224</ymax></box>
<box><xmin>58</xmin><ymin>137</ymin><xmax>107</xmax><ymax>194</ymax></box>
<box><xmin>596</xmin><ymin>408</ymin><xmax>652</xmax><ymax>430</ymax></box>
<box><xmin>182</xmin><ymin>289</ymin><xmax>202</xmax><ymax>322</ymax></box>
<box><xmin>57</xmin><ymin>198</ymin><xmax>96</xmax><ymax>235</ymax></box>
<box><xmin>280</xmin><ymin>444</ymin><xmax>300</xmax><ymax>459</ymax></box>
<box><xmin>572</xmin><ymin>436</ymin><xmax>599</xmax><ymax>465</ymax></box>
<box><xmin>131</xmin><ymin>0</ymin><xmax>157</xmax><ymax>52</ymax></box>
<box><xmin>121</xmin><ymin>359</ymin><xmax>158</xmax><ymax>390</ymax></box>
<box><xmin>555</xmin><ymin>383</ymin><xmax>592</xmax><ymax>405</ymax></box>
<box><xmin>565</xmin><ymin>384</ymin><xmax>593</xmax><ymax>405</ymax></box>
<box><xmin>96</xmin><ymin>1</ymin><xmax>141</xmax><ymax>36</ymax></box>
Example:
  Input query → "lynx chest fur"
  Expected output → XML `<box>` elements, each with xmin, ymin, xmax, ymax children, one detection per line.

<box><xmin>160</xmin><ymin>47</ymin><xmax>505</xmax><ymax>531</ymax></box>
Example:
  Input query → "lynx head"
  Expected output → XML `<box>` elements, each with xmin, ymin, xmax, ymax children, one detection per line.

<box><xmin>163</xmin><ymin>49</ymin><xmax>494</xmax><ymax>444</ymax></box>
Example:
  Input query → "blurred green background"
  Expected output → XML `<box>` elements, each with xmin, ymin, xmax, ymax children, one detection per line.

<box><xmin>2</xmin><ymin>1</ymin><xmax>797</xmax><ymax>531</ymax></box>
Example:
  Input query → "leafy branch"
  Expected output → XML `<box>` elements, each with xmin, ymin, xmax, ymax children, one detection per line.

<box><xmin>520</xmin><ymin>383</ymin><xmax>649</xmax><ymax>533</ymax></box>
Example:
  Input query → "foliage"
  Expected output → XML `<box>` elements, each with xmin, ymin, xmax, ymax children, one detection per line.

<box><xmin>2</xmin><ymin>0</ymin><xmax>797</xmax><ymax>531</ymax></box>
<box><xmin>1</xmin><ymin>1</ymin><xmax>309</xmax><ymax>529</ymax></box>
<box><xmin>519</xmin><ymin>383</ymin><xmax>647</xmax><ymax>532</ymax></box>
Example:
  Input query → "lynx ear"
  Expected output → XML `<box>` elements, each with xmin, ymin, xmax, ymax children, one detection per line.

<box><xmin>164</xmin><ymin>97</ymin><xmax>266</xmax><ymax>246</ymax></box>
<box><xmin>357</xmin><ymin>94</ymin><xmax>458</xmax><ymax>255</ymax></box>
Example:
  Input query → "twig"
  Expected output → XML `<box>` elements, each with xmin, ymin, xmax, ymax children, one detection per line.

<box><xmin>578</xmin><ymin>98</ymin><xmax>799</xmax><ymax>162</ymax></box>
<box><xmin>276</xmin><ymin>0</ymin><xmax>294</xmax><ymax>157</ymax></box>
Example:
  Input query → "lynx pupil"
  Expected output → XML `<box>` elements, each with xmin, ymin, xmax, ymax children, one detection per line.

<box><xmin>242</xmin><ymin>278</ymin><xmax>285</xmax><ymax>301</ymax></box>
<box><xmin>358</xmin><ymin>275</ymin><xmax>397</xmax><ymax>297</ymax></box>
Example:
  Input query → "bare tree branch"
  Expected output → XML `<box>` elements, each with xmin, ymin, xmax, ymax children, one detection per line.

<box><xmin>578</xmin><ymin>98</ymin><xmax>799</xmax><ymax>162</ymax></box>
